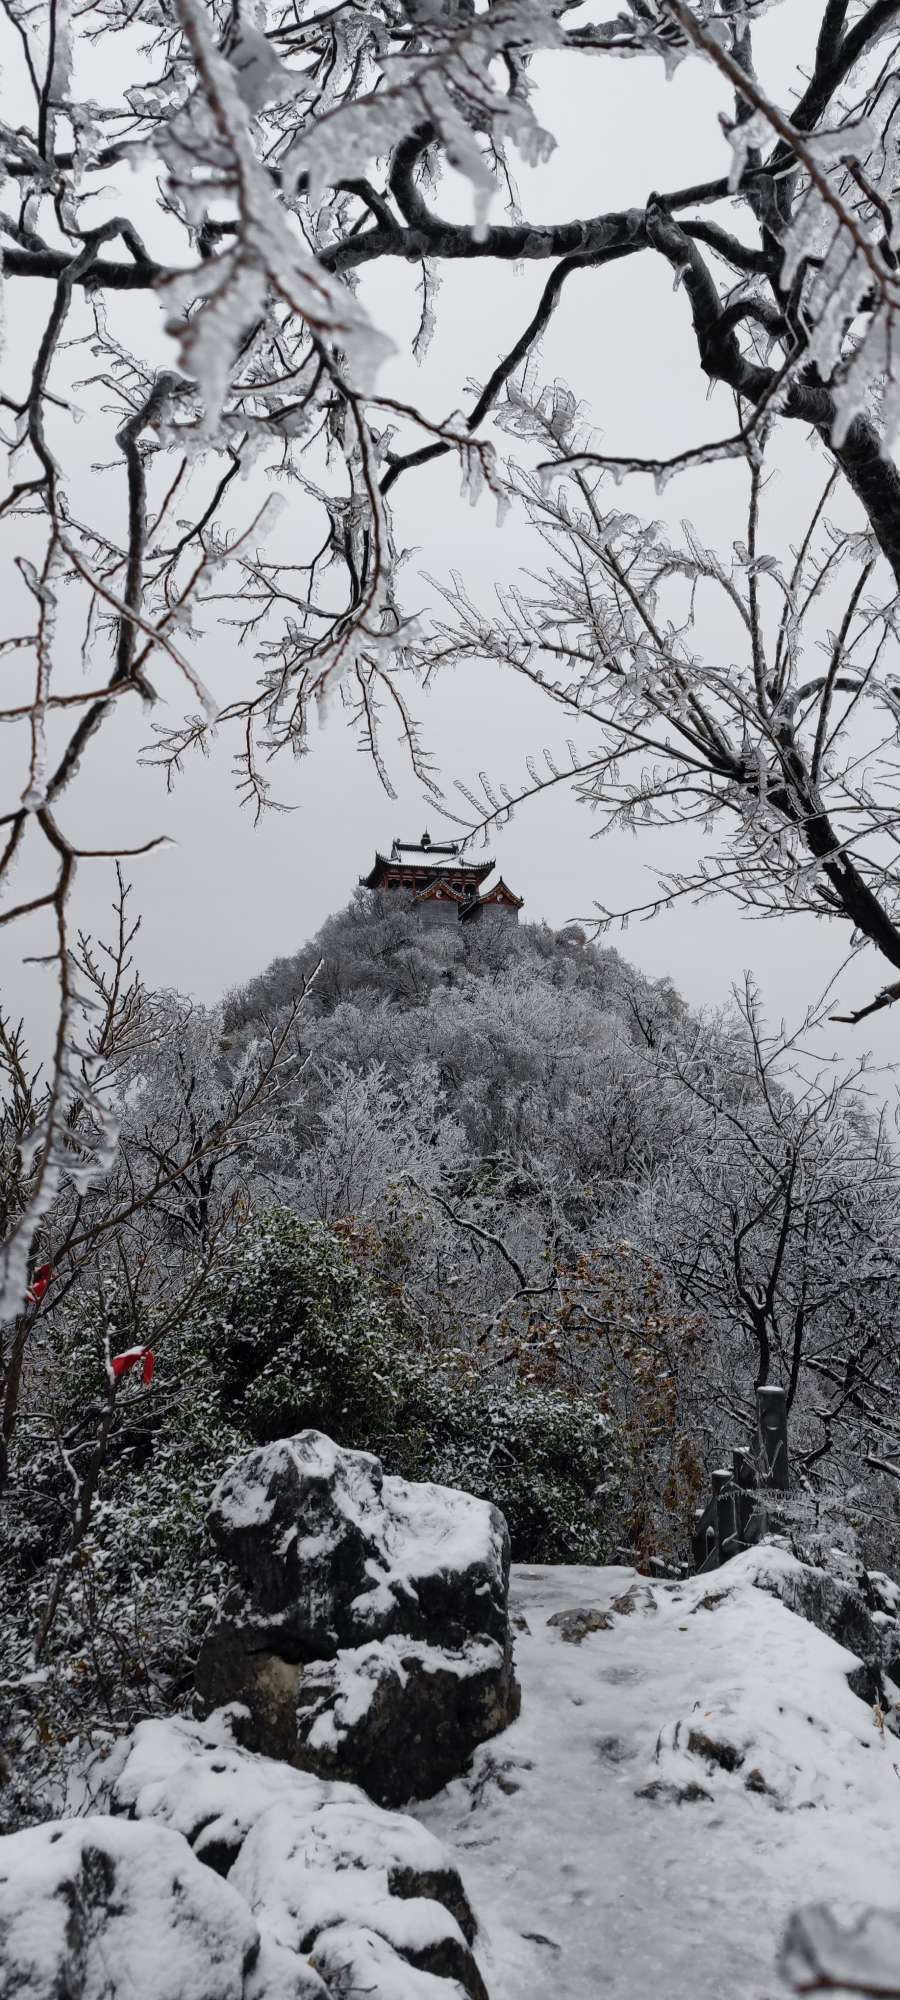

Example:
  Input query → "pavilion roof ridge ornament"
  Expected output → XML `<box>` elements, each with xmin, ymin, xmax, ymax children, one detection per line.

<box><xmin>391</xmin><ymin>830</ymin><xmax>461</xmax><ymax>858</ymax></box>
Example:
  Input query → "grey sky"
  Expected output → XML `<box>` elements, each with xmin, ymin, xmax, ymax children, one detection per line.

<box><xmin>4</xmin><ymin>2</ymin><xmax>900</xmax><ymax>1086</ymax></box>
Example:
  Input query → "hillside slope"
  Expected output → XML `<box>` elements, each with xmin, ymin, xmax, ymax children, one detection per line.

<box><xmin>423</xmin><ymin>1551</ymin><xmax>900</xmax><ymax>2000</ymax></box>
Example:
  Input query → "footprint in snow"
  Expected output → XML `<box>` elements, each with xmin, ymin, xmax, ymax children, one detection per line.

<box><xmin>594</xmin><ymin>1734</ymin><xmax>636</xmax><ymax>1764</ymax></box>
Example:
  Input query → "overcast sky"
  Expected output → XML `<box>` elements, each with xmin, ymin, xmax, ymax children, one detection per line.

<box><xmin>4</xmin><ymin>2</ymin><xmax>900</xmax><ymax>1093</ymax></box>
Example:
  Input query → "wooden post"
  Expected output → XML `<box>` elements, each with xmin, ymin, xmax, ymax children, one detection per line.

<box><xmin>756</xmin><ymin>1385</ymin><xmax>789</xmax><ymax>1490</ymax></box>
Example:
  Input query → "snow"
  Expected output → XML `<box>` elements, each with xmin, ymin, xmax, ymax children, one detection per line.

<box><xmin>102</xmin><ymin>1708</ymin><xmax>345</xmax><ymax>1859</ymax></box>
<box><xmin>782</xmin><ymin>1904</ymin><xmax>900</xmax><ymax>1996</ymax></box>
<box><xmin>15</xmin><ymin>1549</ymin><xmax>900</xmax><ymax>1999</ymax></box>
<box><xmin>246</xmin><ymin>1939</ymin><xmax>330</xmax><ymax>2000</ymax></box>
<box><xmin>102</xmin><ymin>1706</ymin><xmax>460</xmax><ymax>1884</ymax></box>
<box><xmin>308</xmin><ymin>1923</ymin><xmax>470</xmax><ymax>2000</ymax></box>
<box><xmin>212</xmin><ymin>1434</ymin><xmax>374</xmax><ymax>1543</ymax></box>
<box><xmin>418</xmin><ymin>1555</ymin><xmax>900</xmax><ymax>2000</ymax></box>
<box><xmin>739</xmin><ymin>1537</ymin><xmax>899</xmax><ymax>1631</ymax></box>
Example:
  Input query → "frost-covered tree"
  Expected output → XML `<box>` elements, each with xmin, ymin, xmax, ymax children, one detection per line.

<box><xmin>636</xmin><ymin>980</ymin><xmax>900</xmax><ymax>1488</ymax></box>
<box><xmin>0</xmin><ymin>873</ymin><xmax>314</xmax><ymax>1477</ymax></box>
<box><xmin>282</xmin><ymin>1056</ymin><xmax>468</xmax><ymax>1223</ymax></box>
<box><xmin>4</xmin><ymin>0</ymin><xmax>900</xmax><ymax>1307</ymax></box>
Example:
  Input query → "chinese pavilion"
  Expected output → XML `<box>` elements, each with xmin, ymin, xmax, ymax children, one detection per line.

<box><xmin>360</xmin><ymin>833</ymin><xmax>524</xmax><ymax>927</ymax></box>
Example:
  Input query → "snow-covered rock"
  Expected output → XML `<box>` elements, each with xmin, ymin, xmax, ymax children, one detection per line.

<box><xmin>309</xmin><ymin>1924</ymin><xmax>478</xmax><ymax>2000</ymax></box>
<box><xmin>0</xmin><ymin>1813</ymin><xmax>323</xmax><ymax>2000</ymax></box>
<box><xmin>292</xmin><ymin>1635</ymin><xmax>512</xmax><ymax>1808</ymax></box>
<box><xmin>205</xmin><ymin>1432</ymin><xmax>512</xmax><ymax>1652</ymax></box>
<box><xmin>737</xmin><ymin>1540</ymin><xmax>900</xmax><ymax>1702</ymax></box>
<box><xmin>782</xmin><ymin>1904</ymin><xmax>900</xmax><ymax>1996</ymax></box>
<box><xmin>231</xmin><ymin>1801</ymin><xmax>488</xmax><ymax>2000</ymax></box>
<box><xmin>196</xmin><ymin>1432</ymin><xmax>519</xmax><ymax>1803</ymax></box>
<box><xmin>98</xmin><ymin>1708</ymin><xmax>488</xmax><ymax>2000</ymax></box>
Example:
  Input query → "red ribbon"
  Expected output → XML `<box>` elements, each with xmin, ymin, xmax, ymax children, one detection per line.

<box><xmin>25</xmin><ymin>1263</ymin><xmax>54</xmax><ymax>1305</ymax></box>
<box><xmin>111</xmin><ymin>1347</ymin><xmax>156</xmax><ymax>1387</ymax></box>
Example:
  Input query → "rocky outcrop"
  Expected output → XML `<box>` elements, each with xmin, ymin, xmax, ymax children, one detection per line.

<box><xmin>614</xmin><ymin>1549</ymin><xmax>900</xmax><ymax>1818</ymax></box>
<box><xmin>204</xmin><ymin>1432</ymin><xmax>512</xmax><ymax>1653</ymax></box>
<box><xmin>195</xmin><ymin>1431</ymin><xmax>520</xmax><ymax>1804</ymax></box>
<box><xmin>4</xmin><ymin>1706</ymin><xmax>490</xmax><ymax>2000</ymax></box>
<box><xmin>742</xmin><ymin>1541</ymin><xmax>900</xmax><ymax>1705</ymax></box>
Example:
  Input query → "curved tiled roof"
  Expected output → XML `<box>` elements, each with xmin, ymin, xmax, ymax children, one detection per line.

<box><xmin>416</xmin><ymin>879</ymin><xmax>465</xmax><ymax>902</ymax></box>
<box><xmin>481</xmin><ymin>877</ymin><xmax>524</xmax><ymax>908</ymax></box>
<box><xmin>361</xmin><ymin>849</ymin><xmax>493</xmax><ymax>888</ymax></box>
<box><xmin>359</xmin><ymin>851</ymin><xmax>395</xmax><ymax>886</ymax></box>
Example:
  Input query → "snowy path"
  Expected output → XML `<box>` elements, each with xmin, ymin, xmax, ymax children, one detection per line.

<box><xmin>419</xmin><ymin>1553</ymin><xmax>900</xmax><ymax>2000</ymax></box>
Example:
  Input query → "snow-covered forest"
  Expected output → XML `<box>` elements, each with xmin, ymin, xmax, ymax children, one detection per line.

<box><xmin>6</xmin><ymin>0</ymin><xmax>900</xmax><ymax>1992</ymax></box>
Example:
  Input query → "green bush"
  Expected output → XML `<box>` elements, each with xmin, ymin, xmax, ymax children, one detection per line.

<box><xmin>196</xmin><ymin>1209</ymin><xmax>617</xmax><ymax>1562</ymax></box>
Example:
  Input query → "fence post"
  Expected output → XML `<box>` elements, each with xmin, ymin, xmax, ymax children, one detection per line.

<box><xmin>712</xmin><ymin>1467</ymin><xmax>734</xmax><ymax>1566</ymax></box>
<box><xmin>756</xmin><ymin>1385</ymin><xmax>789</xmax><ymax>1491</ymax></box>
<box><xmin>692</xmin><ymin>1391</ymin><xmax>792</xmax><ymax>1573</ymax></box>
<box><xmin>732</xmin><ymin>1446</ymin><xmax>758</xmax><ymax>1547</ymax></box>
<box><xmin>692</xmin><ymin>1505</ymin><xmax>708</xmax><ymax>1571</ymax></box>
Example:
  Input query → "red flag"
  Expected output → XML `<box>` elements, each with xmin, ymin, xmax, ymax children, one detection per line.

<box><xmin>25</xmin><ymin>1263</ymin><xmax>54</xmax><ymax>1305</ymax></box>
<box><xmin>111</xmin><ymin>1347</ymin><xmax>156</xmax><ymax>1387</ymax></box>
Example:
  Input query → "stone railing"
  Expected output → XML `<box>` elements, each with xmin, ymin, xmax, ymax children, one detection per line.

<box><xmin>692</xmin><ymin>1386</ymin><xmax>790</xmax><ymax>1575</ymax></box>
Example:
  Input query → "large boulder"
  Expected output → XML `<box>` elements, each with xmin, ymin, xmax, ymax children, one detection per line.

<box><xmin>96</xmin><ymin>1708</ymin><xmax>490</xmax><ymax>2000</ymax></box>
<box><xmin>0</xmin><ymin>1813</ymin><xmax>322</xmax><ymax>2000</ymax></box>
<box><xmin>196</xmin><ymin>1432</ymin><xmax>520</xmax><ymax>1803</ymax></box>
<box><xmin>205</xmin><ymin>1433</ymin><xmax>512</xmax><ymax>1653</ymax></box>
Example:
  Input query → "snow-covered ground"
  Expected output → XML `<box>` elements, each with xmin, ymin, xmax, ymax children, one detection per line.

<box><xmin>422</xmin><ymin>1552</ymin><xmax>900</xmax><ymax>2000</ymax></box>
<box><xmin>6</xmin><ymin>1545</ymin><xmax>899</xmax><ymax>2000</ymax></box>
